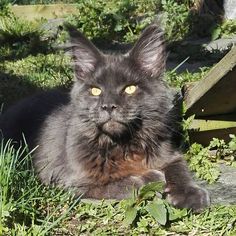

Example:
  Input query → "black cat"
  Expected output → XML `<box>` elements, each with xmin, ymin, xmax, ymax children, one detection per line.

<box><xmin>0</xmin><ymin>24</ymin><xmax>210</xmax><ymax>211</ymax></box>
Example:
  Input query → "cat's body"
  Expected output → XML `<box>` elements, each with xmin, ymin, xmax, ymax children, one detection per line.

<box><xmin>0</xmin><ymin>25</ymin><xmax>210</xmax><ymax>211</ymax></box>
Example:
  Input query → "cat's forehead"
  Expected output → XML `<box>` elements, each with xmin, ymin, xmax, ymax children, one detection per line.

<box><xmin>94</xmin><ymin>54</ymin><xmax>136</xmax><ymax>86</ymax></box>
<box><xmin>103</xmin><ymin>54</ymin><xmax>127</xmax><ymax>70</ymax></box>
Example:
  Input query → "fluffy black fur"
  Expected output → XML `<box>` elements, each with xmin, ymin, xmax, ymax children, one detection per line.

<box><xmin>0</xmin><ymin>24</ymin><xmax>209</xmax><ymax>211</ymax></box>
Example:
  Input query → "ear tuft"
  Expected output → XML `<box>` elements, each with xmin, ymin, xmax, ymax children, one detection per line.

<box><xmin>65</xmin><ymin>24</ymin><xmax>102</xmax><ymax>79</ymax></box>
<box><xmin>129</xmin><ymin>24</ymin><xmax>166</xmax><ymax>77</ymax></box>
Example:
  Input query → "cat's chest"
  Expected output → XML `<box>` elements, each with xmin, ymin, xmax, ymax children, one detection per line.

<box><xmin>85</xmin><ymin>146</ymin><xmax>149</xmax><ymax>184</ymax></box>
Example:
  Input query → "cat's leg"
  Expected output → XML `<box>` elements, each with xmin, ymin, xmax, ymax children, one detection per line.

<box><xmin>84</xmin><ymin>170</ymin><xmax>165</xmax><ymax>200</ymax></box>
<box><xmin>162</xmin><ymin>157</ymin><xmax>210</xmax><ymax>212</ymax></box>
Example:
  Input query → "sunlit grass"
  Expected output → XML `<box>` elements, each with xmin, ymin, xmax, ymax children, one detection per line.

<box><xmin>0</xmin><ymin>139</ymin><xmax>80</xmax><ymax>235</ymax></box>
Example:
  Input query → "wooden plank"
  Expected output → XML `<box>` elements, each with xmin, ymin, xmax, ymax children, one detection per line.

<box><xmin>184</xmin><ymin>47</ymin><xmax>236</xmax><ymax>117</ymax></box>
<box><xmin>190</xmin><ymin>119</ymin><xmax>236</xmax><ymax>132</ymax></box>
<box><xmin>11</xmin><ymin>4</ymin><xmax>78</xmax><ymax>20</ymax></box>
<box><xmin>188</xmin><ymin>114</ymin><xmax>236</xmax><ymax>145</ymax></box>
<box><xmin>189</xmin><ymin>127</ymin><xmax>236</xmax><ymax>146</ymax></box>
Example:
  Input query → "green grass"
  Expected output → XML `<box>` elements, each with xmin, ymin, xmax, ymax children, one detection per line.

<box><xmin>0</xmin><ymin>2</ymin><xmax>236</xmax><ymax>235</ymax></box>
<box><xmin>0</xmin><ymin>140</ymin><xmax>80</xmax><ymax>235</ymax></box>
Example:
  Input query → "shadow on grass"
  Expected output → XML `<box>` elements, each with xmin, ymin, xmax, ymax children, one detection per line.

<box><xmin>0</xmin><ymin>33</ymin><xmax>57</xmax><ymax>63</ymax></box>
<box><xmin>0</xmin><ymin>71</ymin><xmax>44</xmax><ymax>111</ymax></box>
<box><xmin>0</xmin><ymin>69</ymin><xmax>72</xmax><ymax>112</ymax></box>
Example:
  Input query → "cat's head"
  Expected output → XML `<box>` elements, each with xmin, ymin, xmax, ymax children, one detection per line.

<box><xmin>67</xmin><ymin>24</ymin><xmax>170</xmax><ymax>142</ymax></box>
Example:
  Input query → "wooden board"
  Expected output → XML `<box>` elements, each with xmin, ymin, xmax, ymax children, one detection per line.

<box><xmin>184</xmin><ymin>47</ymin><xmax>236</xmax><ymax>145</ymax></box>
<box><xmin>11</xmin><ymin>4</ymin><xmax>78</xmax><ymax>20</ymax></box>
<box><xmin>190</xmin><ymin>119</ymin><xmax>236</xmax><ymax>132</ymax></box>
<box><xmin>188</xmin><ymin>114</ymin><xmax>236</xmax><ymax>145</ymax></box>
<box><xmin>184</xmin><ymin>47</ymin><xmax>236</xmax><ymax>118</ymax></box>
<box><xmin>189</xmin><ymin>127</ymin><xmax>236</xmax><ymax>146</ymax></box>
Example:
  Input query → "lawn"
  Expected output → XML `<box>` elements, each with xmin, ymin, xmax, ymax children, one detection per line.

<box><xmin>0</xmin><ymin>1</ymin><xmax>236</xmax><ymax>235</ymax></box>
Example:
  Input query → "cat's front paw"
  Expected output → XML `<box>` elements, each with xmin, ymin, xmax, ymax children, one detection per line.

<box><xmin>165</xmin><ymin>184</ymin><xmax>210</xmax><ymax>212</ymax></box>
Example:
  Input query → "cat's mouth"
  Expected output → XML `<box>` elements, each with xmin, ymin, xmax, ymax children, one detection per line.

<box><xmin>101</xmin><ymin>119</ymin><xmax>127</xmax><ymax>137</ymax></box>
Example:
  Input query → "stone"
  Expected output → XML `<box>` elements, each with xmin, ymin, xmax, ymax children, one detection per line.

<box><xmin>198</xmin><ymin>164</ymin><xmax>236</xmax><ymax>205</ymax></box>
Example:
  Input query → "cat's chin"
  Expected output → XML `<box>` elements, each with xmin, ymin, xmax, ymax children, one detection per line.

<box><xmin>101</xmin><ymin>120</ymin><xmax>127</xmax><ymax>137</ymax></box>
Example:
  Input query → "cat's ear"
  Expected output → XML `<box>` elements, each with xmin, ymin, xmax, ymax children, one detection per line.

<box><xmin>128</xmin><ymin>24</ymin><xmax>166</xmax><ymax>77</ymax></box>
<box><xmin>65</xmin><ymin>24</ymin><xmax>103</xmax><ymax>79</ymax></box>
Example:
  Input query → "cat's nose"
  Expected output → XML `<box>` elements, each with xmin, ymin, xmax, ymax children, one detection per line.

<box><xmin>101</xmin><ymin>104</ymin><xmax>117</xmax><ymax>113</ymax></box>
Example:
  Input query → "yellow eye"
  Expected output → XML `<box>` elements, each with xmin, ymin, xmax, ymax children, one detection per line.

<box><xmin>124</xmin><ymin>85</ymin><xmax>137</xmax><ymax>95</ymax></box>
<box><xmin>91</xmin><ymin>87</ymin><xmax>102</xmax><ymax>96</ymax></box>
